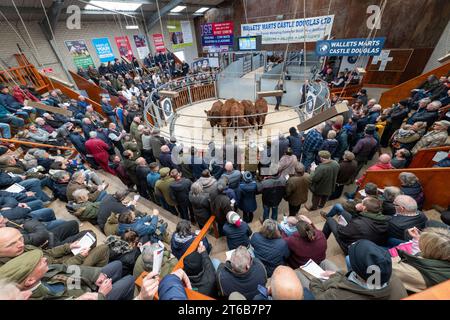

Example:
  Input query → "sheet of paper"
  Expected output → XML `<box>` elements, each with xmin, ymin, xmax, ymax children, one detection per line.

<box><xmin>337</xmin><ymin>215</ymin><xmax>348</xmax><ymax>226</ymax></box>
<box><xmin>71</xmin><ymin>232</ymin><xmax>96</xmax><ymax>255</ymax></box>
<box><xmin>152</xmin><ymin>245</ymin><xmax>164</xmax><ymax>274</ymax></box>
<box><xmin>4</xmin><ymin>183</ymin><xmax>25</xmax><ymax>193</ymax></box>
<box><xmin>225</xmin><ymin>249</ymin><xmax>235</xmax><ymax>261</ymax></box>
<box><xmin>134</xmin><ymin>195</ymin><xmax>140</xmax><ymax>202</ymax></box>
<box><xmin>432</xmin><ymin>151</ymin><xmax>449</xmax><ymax>163</ymax></box>
<box><xmin>358</xmin><ymin>189</ymin><xmax>367</xmax><ymax>197</ymax></box>
<box><xmin>300</xmin><ymin>259</ymin><xmax>329</xmax><ymax>280</ymax></box>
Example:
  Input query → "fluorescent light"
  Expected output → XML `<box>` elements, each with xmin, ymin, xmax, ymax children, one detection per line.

<box><xmin>170</xmin><ymin>5</ymin><xmax>186</xmax><ymax>13</ymax></box>
<box><xmin>85</xmin><ymin>1</ymin><xmax>142</xmax><ymax>12</ymax></box>
<box><xmin>195</xmin><ymin>7</ymin><xmax>209</xmax><ymax>13</ymax></box>
<box><xmin>126</xmin><ymin>25</ymin><xmax>139</xmax><ymax>29</ymax></box>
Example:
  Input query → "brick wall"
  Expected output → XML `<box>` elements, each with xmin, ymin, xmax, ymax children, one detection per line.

<box><xmin>0</xmin><ymin>17</ymin><xmax>200</xmax><ymax>85</ymax></box>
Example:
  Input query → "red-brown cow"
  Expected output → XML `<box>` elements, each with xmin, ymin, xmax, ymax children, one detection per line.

<box><xmin>241</xmin><ymin>99</ymin><xmax>257</xmax><ymax>125</ymax></box>
<box><xmin>255</xmin><ymin>97</ymin><xmax>269</xmax><ymax>130</ymax></box>
<box><xmin>204</xmin><ymin>100</ymin><xmax>223</xmax><ymax>128</ymax></box>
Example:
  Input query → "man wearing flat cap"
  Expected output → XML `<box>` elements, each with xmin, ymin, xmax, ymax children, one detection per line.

<box><xmin>411</xmin><ymin>120</ymin><xmax>450</xmax><ymax>155</ymax></box>
<box><xmin>305</xmin><ymin>150</ymin><xmax>339</xmax><ymax>211</ymax></box>
<box><xmin>0</xmin><ymin>249</ymin><xmax>135</xmax><ymax>300</ymax></box>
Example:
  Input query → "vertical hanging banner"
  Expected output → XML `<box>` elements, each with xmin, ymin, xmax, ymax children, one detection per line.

<box><xmin>152</xmin><ymin>34</ymin><xmax>166</xmax><ymax>53</ymax></box>
<box><xmin>114</xmin><ymin>36</ymin><xmax>134</xmax><ymax>61</ymax></box>
<box><xmin>133</xmin><ymin>35</ymin><xmax>150</xmax><ymax>59</ymax></box>
<box><xmin>92</xmin><ymin>38</ymin><xmax>115</xmax><ymax>63</ymax></box>
<box><xmin>241</xmin><ymin>15</ymin><xmax>334</xmax><ymax>44</ymax></box>
<box><xmin>64</xmin><ymin>40</ymin><xmax>94</xmax><ymax>68</ymax></box>
<box><xmin>167</xmin><ymin>20</ymin><xmax>193</xmax><ymax>49</ymax></box>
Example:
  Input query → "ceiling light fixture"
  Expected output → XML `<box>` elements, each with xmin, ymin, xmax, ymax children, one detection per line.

<box><xmin>85</xmin><ymin>1</ymin><xmax>143</xmax><ymax>12</ymax></box>
<box><xmin>170</xmin><ymin>5</ymin><xmax>187</xmax><ymax>13</ymax></box>
<box><xmin>195</xmin><ymin>7</ymin><xmax>209</xmax><ymax>13</ymax></box>
<box><xmin>125</xmin><ymin>25</ymin><xmax>139</xmax><ymax>29</ymax></box>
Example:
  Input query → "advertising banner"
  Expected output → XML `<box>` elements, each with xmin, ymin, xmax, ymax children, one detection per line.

<box><xmin>168</xmin><ymin>20</ymin><xmax>193</xmax><ymax>49</ymax></box>
<box><xmin>241</xmin><ymin>15</ymin><xmax>334</xmax><ymax>44</ymax></box>
<box><xmin>64</xmin><ymin>39</ymin><xmax>95</xmax><ymax>68</ymax></box>
<box><xmin>92</xmin><ymin>38</ymin><xmax>115</xmax><ymax>63</ymax></box>
<box><xmin>152</xmin><ymin>33</ymin><xmax>166</xmax><ymax>53</ymax></box>
<box><xmin>133</xmin><ymin>34</ymin><xmax>150</xmax><ymax>59</ymax></box>
<box><xmin>114</xmin><ymin>36</ymin><xmax>134</xmax><ymax>61</ymax></box>
<box><xmin>201</xmin><ymin>21</ymin><xmax>234</xmax><ymax>46</ymax></box>
<box><xmin>316</xmin><ymin>37</ymin><xmax>386</xmax><ymax>56</ymax></box>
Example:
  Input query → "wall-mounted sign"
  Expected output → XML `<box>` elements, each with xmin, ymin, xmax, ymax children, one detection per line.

<box><xmin>201</xmin><ymin>21</ymin><xmax>234</xmax><ymax>46</ymax></box>
<box><xmin>64</xmin><ymin>39</ymin><xmax>95</xmax><ymax>69</ymax></box>
<box><xmin>92</xmin><ymin>38</ymin><xmax>115</xmax><ymax>63</ymax></box>
<box><xmin>241</xmin><ymin>15</ymin><xmax>334</xmax><ymax>44</ymax></box>
<box><xmin>316</xmin><ymin>37</ymin><xmax>386</xmax><ymax>56</ymax></box>
<box><xmin>168</xmin><ymin>20</ymin><xmax>193</xmax><ymax>49</ymax></box>
<box><xmin>114</xmin><ymin>36</ymin><xmax>134</xmax><ymax>61</ymax></box>
<box><xmin>133</xmin><ymin>35</ymin><xmax>150</xmax><ymax>59</ymax></box>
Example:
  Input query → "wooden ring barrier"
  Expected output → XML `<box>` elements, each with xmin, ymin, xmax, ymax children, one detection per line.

<box><xmin>330</xmin><ymin>83</ymin><xmax>363</xmax><ymax>97</ymax></box>
<box><xmin>0</xmin><ymin>138</ymin><xmax>78</xmax><ymax>159</ymax></box>
<box><xmin>358</xmin><ymin>167</ymin><xmax>450</xmax><ymax>209</ymax></box>
<box><xmin>135</xmin><ymin>216</ymin><xmax>216</xmax><ymax>300</ymax></box>
<box><xmin>408</xmin><ymin>146</ymin><xmax>450</xmax><ymax>168</ymax></box>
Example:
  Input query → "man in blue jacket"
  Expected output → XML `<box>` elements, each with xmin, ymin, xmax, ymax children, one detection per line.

<box><xmin>101</xmin><ymin>97</ymin><xmax>117</xmax><ymax>125</ymax></box>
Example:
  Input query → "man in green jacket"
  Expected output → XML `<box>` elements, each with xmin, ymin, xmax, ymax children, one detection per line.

<box><xmin>155</xmin><ymin>167</ymin><xmax>178</xmax><ymax>215</ymax></box>
<box><xmin>301</xmin><ymin>239</ymin><xmax>407</xmax><ymax>300</ymax></box>
<box><xmin>306</xmin><ymin>150</ymin><xmax>340</xmax><ymax>210</ymax></box>
<box><xmin>0</xmin><ymin>227</ymin><xmax>109</xmax><ymax>267</ymax></box>
<box><xmin>0</xmin><ymin>249</ymin><xmax>135</xmax><ymax>300</ymax></box>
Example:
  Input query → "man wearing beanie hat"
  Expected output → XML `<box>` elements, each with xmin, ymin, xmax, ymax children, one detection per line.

<box><xmin>238</xmin><ymin>171</ymin><xmax>258</xmax><ymax>222</ymax></box>
<box><xmin>352</xmin><ymin>124</ymin><xmax>378</xmax><ymax>177</ymax></box>
<box><xmin>149</xmin><ymin>128</ymin><xmax>167</xmax><ymax>160</ymax></box>
<box><xmin>308</xmin><ymin>240</ymin><xmax>407</xmax><ymax>300</ymax></box>
<box><xmin>154</xmin><ymin>167</ymin><xmax>178</xmax><ymax>215</ymax></box>
<box><xmin>182</xmin><ymin>241</ymin><xmax>217</xmax><ymax>296</ymax></box>
<box><xmin>411</xmin><ymin>119</ymin><xmax>450</xmax><ymax>155</ymax></box>
<box><xmin>305</xmin><ymin>150</ymin><xmax>339</xmax><ymax>211</ymax></box>
<box><xmin>222</xmin><ymin>211</ymin><xmax>252</xmax><ymax>250</ymax></box>
<box><xmin>0</xmin><ymin>250</ymin><xmax>135</xmax><ymax>300</ymax></box>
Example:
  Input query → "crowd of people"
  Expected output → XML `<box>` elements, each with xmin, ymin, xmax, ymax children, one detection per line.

<box><xmin>0</xmin><ymin>60</ymin><xmax>449</xmax><ymax>300</ymax></box>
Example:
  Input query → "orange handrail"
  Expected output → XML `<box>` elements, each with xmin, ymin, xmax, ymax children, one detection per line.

<box><xmin>0</xmin><ymin>138</ymin><xmax>78</xmax><ymax>159</ymax></box>
<box><xmin>403</xmin><ymin>280</ymin><xmax>450</xmax><ymax>300</ymax></box>
<box><xmin>135</xmin><ymin>215</ymin><xmax>216</xmax><ymax>300</ymax></box>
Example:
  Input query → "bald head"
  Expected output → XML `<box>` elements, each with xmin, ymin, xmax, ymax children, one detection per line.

<box><xmin>225</xmin><ymin>161</ymin><xmax>233</xmax><ymax>172</ymax></box>
<box><xmin>270</xmin><ymin>266</ymin><xmax>304</xmax><ymax>300</ymax></box>
<box><xmin>0</xmin><ymin>228</ymin><xmax>24</xmax><ymax>258</ymax></box>
<box><xmin>379</xmin><ymin>154</ymin><xmax>391</xmax><ymax>164</ymax></box>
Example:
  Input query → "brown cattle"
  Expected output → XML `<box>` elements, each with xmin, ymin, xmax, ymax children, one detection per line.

<box><xmin>218</xmin><ymin>98</ymin><xmax>237</xmax><ymax>128</ymax></box>
<box><xmin>255</xmin><ymin>97</ymin><xmax>269</xmax><ymax>129</ymax></box>
<box><xmin>241</xmin><ymin>100</ymin><xmax>257</xmax><ymax>125</ymax></box>
<box><xmin>204</xmin><ymin>100</ymin><xmax>223</xmax><ymax>127</ymax></box>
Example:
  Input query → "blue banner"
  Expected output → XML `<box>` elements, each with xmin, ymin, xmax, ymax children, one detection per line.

<box><xmin>316</xmin><ymin>37</ymin><xmax>386</xmax><ymax>56</ymax></box>
<box><xmin>92</xmin><ymin>38</ymin><xmax>115</xmax><ymax>63</ymax></box>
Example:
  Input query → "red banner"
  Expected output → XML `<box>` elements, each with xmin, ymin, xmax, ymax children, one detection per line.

<box><xmin>212</xmin><ymin>21</ymin><xmax>233</xmax><ymax>36</ymax></box>
<box><xmin>114</xmin><ymin>36</ymin><xmax>133</xmax><ymax>61</ymax></box>
<box><xmin>152</xmin><ymin>34</ymin><xmax>166</xmax><ymax>53</ymax></box>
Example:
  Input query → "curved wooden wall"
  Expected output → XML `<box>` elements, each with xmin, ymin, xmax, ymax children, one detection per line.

<box><xmin>409</xmin><ymin>146</ymin><xmax>450</xmax><ymax>168</ymax></box>
<box><xmin>379</xmin><ymin>61</ymin><xmax>450</xmax><ymax>109</ymax></box>
<box><xmin>359</xmin><ymin>167</ymin><xmax>450</xmax><ymax>209</ymax></box>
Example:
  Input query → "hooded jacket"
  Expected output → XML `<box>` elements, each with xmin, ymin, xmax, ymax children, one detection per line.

<box><xmin>169</xmin><ymin>178</ymin><xmax>192</xmax><ymax>205</ymax></box>
<box><xmin>257</xmin><ymin>175</ymin><xmax>286</xmax><ymax>207</ymax></box>
<box><xmin>285</xmin><ymin>173</ymin><xmax>310</xmax><ymax>206</ymax></box>
<box><xmin>222</xmin><ymin>221</ymin><xmax>252</xmax><ymax>250</ymax></box>
<box><xmin>189</xmin><ymin>191</ymin><xmax>211</xmax><ymax>226</ymax></box>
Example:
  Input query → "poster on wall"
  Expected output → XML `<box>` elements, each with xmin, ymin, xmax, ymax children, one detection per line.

<box><xmin>241</xmin><ymin>15</ymin><xmax>334</xmax><ymax>44</ymax></box>
<box><xmin>152</xmin><ymin>34</ymin><xmax>166</xmax><ymax>53</ymax></box>
<box><xmin>114</xmin><ymin>36</ymin><xmax>134</xmax><ymax>61</ymax></box>
<box><xmin>192</xmin><ymin>58</ymin><xmax>210</xmax><ymax>72</ymax></box>
<box><xmin>64</xmin><ymin>40</ymin><xmax>94</xmax><ymax>69</ymax></box>
<box><xmin>133</xmin><ymin>35</ymin><xmax>150</xmax><ymax>59</ymax></box>
<box><xmin>167</xmin><ymin>20</ymin><xmax>193</xmax><ymax>49</ymax></box>
<box><xmin>92</xmin><ymin>38</ymin><xmax>115</xmax><ymax>63</ymax></box>
<box><xmin>201</xmin><ymin>21</ymin><xmax>234</xmax><ymax>46</ymax></box>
